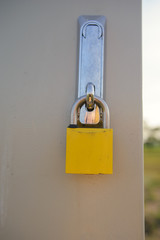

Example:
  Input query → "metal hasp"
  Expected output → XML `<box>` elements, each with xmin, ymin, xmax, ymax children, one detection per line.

<box><xmin>78</xmin><ymin>16</ymin><xmax>105</xmax><ymax>98</ymax></box>
<box><xmin>78</xmin><ymin>16</ymin><xmax>106</xmax><ymax>122</ymax></box>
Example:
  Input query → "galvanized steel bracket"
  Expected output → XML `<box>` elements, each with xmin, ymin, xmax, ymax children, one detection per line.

<box><xmin>78</xmin><ymin>16</ymin><xmax>106</xmax><ymax>122</ymax></box>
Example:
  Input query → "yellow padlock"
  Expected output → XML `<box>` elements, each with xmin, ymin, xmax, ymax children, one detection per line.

<box><xmin>66</xmin><ymin>95</ymin><xmax>113</xmax><ymax>174</ymax></box>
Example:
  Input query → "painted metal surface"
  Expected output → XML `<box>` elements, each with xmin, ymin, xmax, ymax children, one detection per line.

<box><xmin>0</xmin><ymin>1</ymin><xmax>143</xmax><ymax>240</ymax></box>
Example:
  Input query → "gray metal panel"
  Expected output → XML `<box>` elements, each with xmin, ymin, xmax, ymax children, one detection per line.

<box><xmin>0</xmin><ymin>1</ymin><xmax>144</xmax><ymax>240</ymax></box>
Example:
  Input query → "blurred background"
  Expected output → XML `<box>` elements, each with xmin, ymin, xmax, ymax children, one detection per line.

<box><xmin>143</xmin><ymin>0</ymin><xmax>160</xmax><ymax>239</ymax></box>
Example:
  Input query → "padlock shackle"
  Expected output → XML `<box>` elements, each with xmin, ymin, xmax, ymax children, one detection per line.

<box><xmin>71</xmin><ymin>95</ymin><xmax>110</xmax><ymax>128</ymax></box>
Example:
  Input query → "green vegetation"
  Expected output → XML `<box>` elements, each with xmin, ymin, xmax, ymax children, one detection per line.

<box><xmin>144</xmin><ymin>145</ymin><xmax>160</xmax><ymax>240</ymax></box>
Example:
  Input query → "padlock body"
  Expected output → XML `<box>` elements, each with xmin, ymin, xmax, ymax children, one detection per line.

<box><xmin>66</xmin><ymin>128</ymin><xmax>113</xmax><ymax>174</ymax></box>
